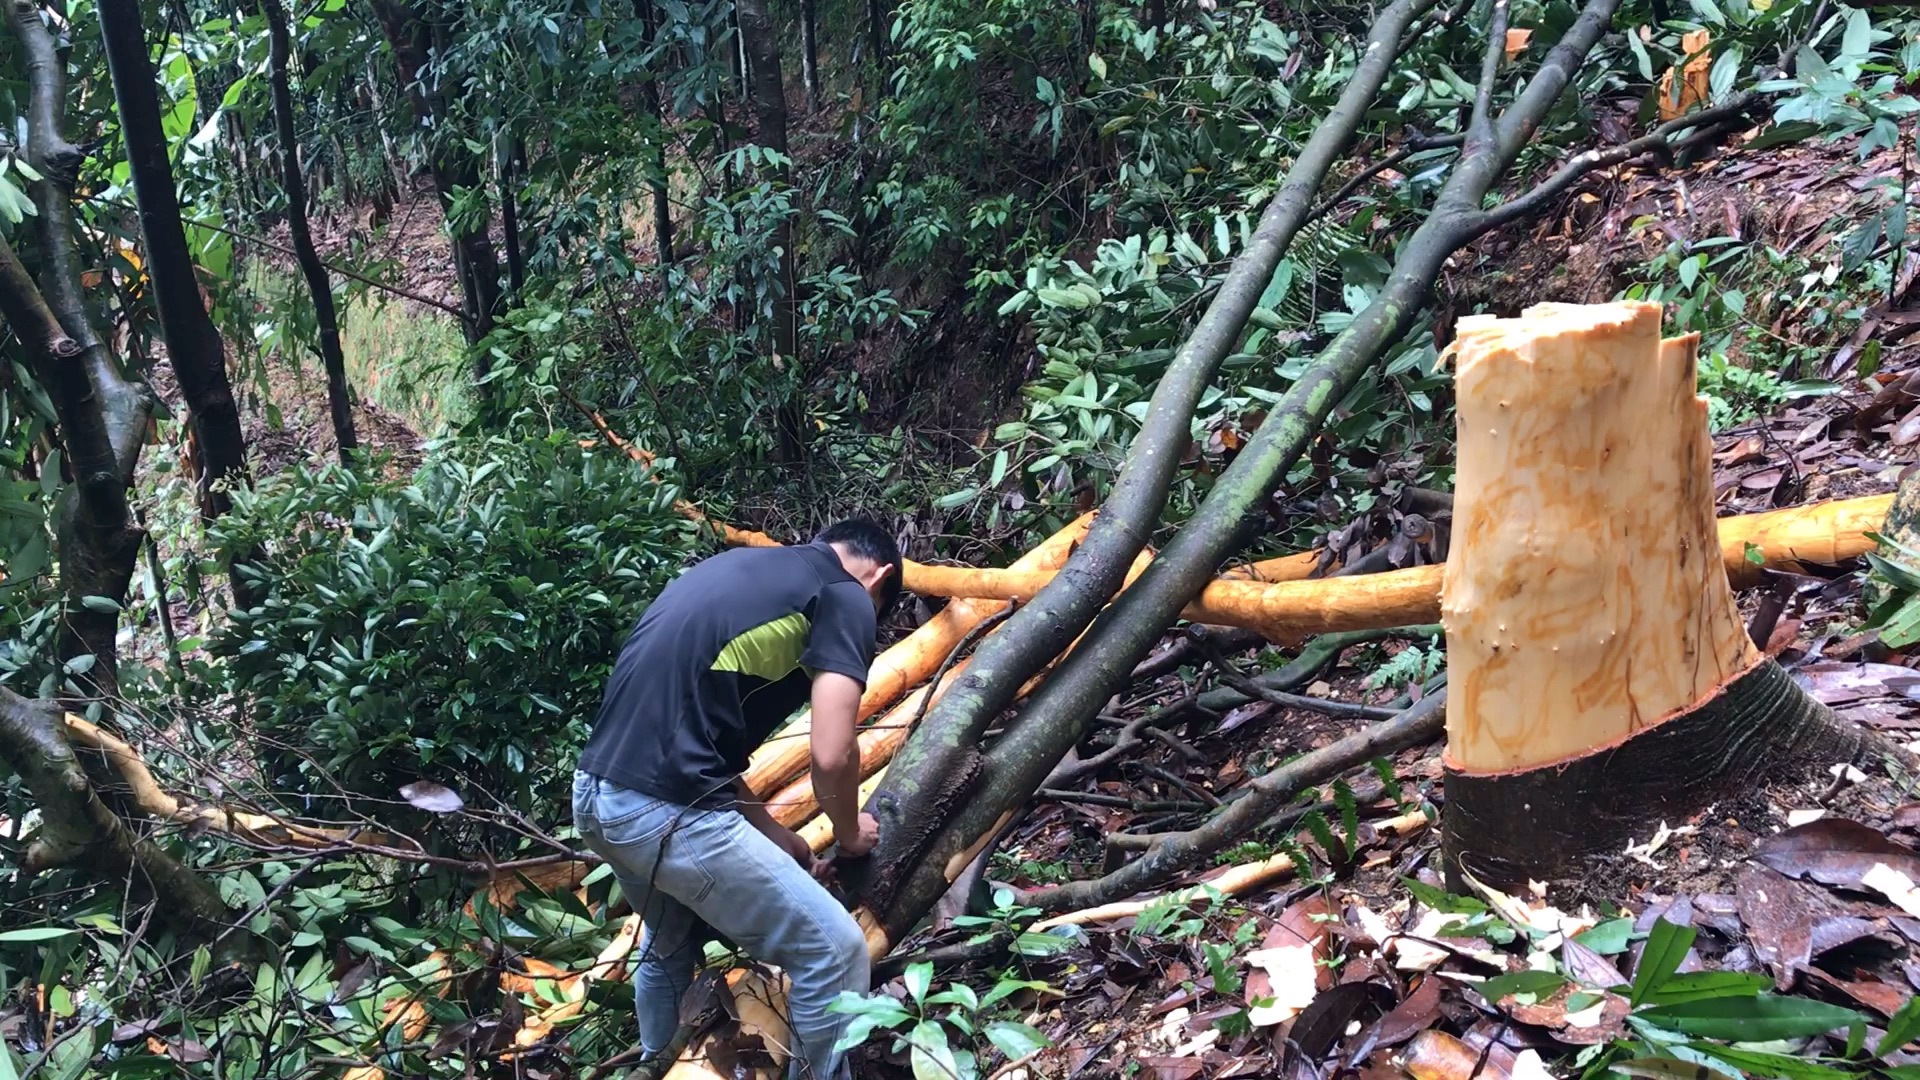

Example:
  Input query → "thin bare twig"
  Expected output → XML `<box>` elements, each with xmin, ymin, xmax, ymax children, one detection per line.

<box><xmin>83</xmin><ymin>193</ymin><xmax>471</xmax><ymax>320</ymax></box>
<box><xmin>1305</xmin><ymin>133</ymin><xmax>1467</xmax><ymax>224</ymax></box>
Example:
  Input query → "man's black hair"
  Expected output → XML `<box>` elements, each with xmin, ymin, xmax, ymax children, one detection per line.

<box><xmin>815</xmin><ymin>518</ymin><xmax>904</xmax><ymax>613</ymax></box>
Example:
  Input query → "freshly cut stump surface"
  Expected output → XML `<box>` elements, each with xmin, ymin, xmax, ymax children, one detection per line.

<box><xmin>1439</xmin><ymin>301</ymin><xmax>1863</xmax><ymax>887</ymax></box>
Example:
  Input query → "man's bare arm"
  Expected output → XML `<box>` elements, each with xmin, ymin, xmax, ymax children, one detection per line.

<box><xmin>733</xmin><ymin>776</ymin><xmax>778</xmax><ymax>831</ymax></box>
<box><xmin>811</xmin><ymin>671</ymin><xmax>878</xmax><ymax>856</ymax></box>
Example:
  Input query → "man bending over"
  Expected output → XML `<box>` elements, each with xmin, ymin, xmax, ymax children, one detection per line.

<box><xmin>573</xmin><ymin>518</ymin><xmax>900</xmax><ymax>1080</ymax></box>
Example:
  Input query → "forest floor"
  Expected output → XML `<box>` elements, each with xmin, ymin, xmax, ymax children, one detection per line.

<box><xmin>217</xmin><ymin>135</ymin><xmax>1920</xmax><ymax>1079</ymax></box>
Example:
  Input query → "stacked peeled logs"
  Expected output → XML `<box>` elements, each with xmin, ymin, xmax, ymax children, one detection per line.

<box><xmin>1439</xmin><ymin>301</ymin><xmax>1868</xmax><ymax>887</ymax></box>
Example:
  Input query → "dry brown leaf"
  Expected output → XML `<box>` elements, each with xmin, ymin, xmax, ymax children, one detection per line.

<box><xmin>1737</xmin><ymin>864</ymin><xmax>1817</xmax><ymax>991</ymax></box>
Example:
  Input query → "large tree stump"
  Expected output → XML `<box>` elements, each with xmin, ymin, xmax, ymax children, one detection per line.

<box><xmin>1439</xmin><ymin>302</ymin><xmax>1869</xmax><ymax>887</ymax></box>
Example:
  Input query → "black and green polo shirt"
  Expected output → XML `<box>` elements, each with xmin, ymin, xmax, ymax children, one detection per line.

<box><xmin>578</xmin><ymin>542</ymin><xmax>877</xmax><ymax>810</ymax></box>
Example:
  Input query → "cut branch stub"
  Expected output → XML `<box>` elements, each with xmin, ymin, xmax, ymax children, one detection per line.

<box><xmin>1439</xmin><ymin>302</ymin><xmax>1866</xmax><ymax>886</ymax></box>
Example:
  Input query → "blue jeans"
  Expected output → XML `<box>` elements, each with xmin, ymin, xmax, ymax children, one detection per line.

<box><xmin>571</xmin><ymin>771</ymin><xmax>868</xmax><ymax>1080</ymax></box>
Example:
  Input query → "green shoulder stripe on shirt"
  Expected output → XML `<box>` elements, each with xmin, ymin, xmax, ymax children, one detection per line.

<box><xmin>711</xmin><ymin>611</ymin><xmax>811</xmax><ymax>682</ymax></box>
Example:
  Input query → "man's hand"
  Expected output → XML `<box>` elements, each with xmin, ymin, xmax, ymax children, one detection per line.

<box><xmin>837</xmin><ymin>811</ymin><xmax>880</xmax><ymax>858</ymax></box>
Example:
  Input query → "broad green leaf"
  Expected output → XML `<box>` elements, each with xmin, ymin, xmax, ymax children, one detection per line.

<box><xmin>1842</xmin><ymin>8</ymin><xmax>1872</xmax><ymax>65</ymax></box>
<box><xmin>908</xmin><ymin>1020</ymin><xmax>961</xmax><ymax>1080</ymax></box>
<box><xmin>1627</xmin><ymin>31</ymin><xmax>1655</xmax><ymax>80</ymax></box>
<box><xmin>1480</xmin><ymin>970</ymin><xmax>1568</xmax><ymax>1001</ymax></box>
<box><xmin>1013</xmin><ymin>931</ymin><xmax>1074</xmax><ymax>956</ymax></box>
<box><xmin>1637</xmin><ymin>993</ymin><xmax>1863</xmax><ymax>1041</ymax></box>
<box><xmin>0</xmin><ymin>927</ymin><xmax>76</xmax><ymax>943</ymax></box>
<box><xmin>1709</xmin><ymin>48</ymin><xmax>1742</xmax><ymax>100</ymax></box>
<box><xmin>925</xmin><ymin>983</ymin><xmax>979</xmax><ymax>1011</ymax></box>
<box><xmin>1400</xmin><ymin>876</ymin><xmax>1487</xmax><ymax>915</ymax></box>
<box><xmin>831</xmin><ymin>996</ymin><xmax>912</xmax><ymax>1051</ymax></box>
<box><xmin>1613</xmin><ymin>1055</ymin><xmax>1738</xmax><ymax>1080</ymax></box>
<box><xmin>1638</xmin><ymin>970</ymin><xmax>1771</xmax><ymax>1005</ymax></box>
<box><xmin>1035</xmin><ymin>287</ymin><xmax>1093</xmax><ymax>310</ymax></box>
<box><xmin>1573</xmin><ymin>918</ymin><xmax>1635</xmax><ymax>955</ymax></box>
<box><xmin>1693</xmin><ymin>1044</ymin><xmax>1854</xmax><ymax>1079</ymax></box>
<box><xmin>904</xmin><ymin>961</ymin><xmax>932</xmax><ymax>1006</ymax></box>
<box><xmin>1630</xmin><ymin>918</ymin><xmax>1695</xmax><ymax>1006</ymax></box>
<box><xmin>985</xmin><ymin>1020</ymin><xmax>1051</xmax><ymax>1061</ymax></box>
<box><xmin>1879</xmin><ymin>994</ymin><xmax>1920</xmax><ymax>1056</ymax></box>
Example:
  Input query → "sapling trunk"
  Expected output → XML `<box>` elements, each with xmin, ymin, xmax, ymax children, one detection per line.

<box><xmin>861</xmin><ymin>0</ymin><xmax>1442</xmax><ymax>932</ymax></box>
<box><xmin>263</xmin><ymin>0</ymin><xmax>359</xmax><ymax>464</ymax></box>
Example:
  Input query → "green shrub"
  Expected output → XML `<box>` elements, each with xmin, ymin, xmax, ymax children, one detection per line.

<box><xmin>208</xmin><ymin>433</ymin><xmax>696</xmax><ymax>812</ymax></box>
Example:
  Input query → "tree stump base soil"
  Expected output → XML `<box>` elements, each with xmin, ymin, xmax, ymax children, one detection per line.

<box><xmin>1441</xmin><ymin>657</ymin><xmax>1871</xmax><ymax>889</ymax></box>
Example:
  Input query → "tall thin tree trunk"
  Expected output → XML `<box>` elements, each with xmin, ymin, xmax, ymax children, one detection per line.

<box><xmin>98</xmin><ymin>0</ymin><xmax>254</xmax><ymax>530</ymax></box>
<box><xmin>867</xmin><ymin>0</ymin><xmax>889</xmax><ymax>80</ymax></box>
<box><xmin>735</xmin><ymin>0</ymin><xmax>803</xmax><ymax>463</ymax></box>
<box><xmin>370</xmin><ymin>0</ymin><xmax>503</xmax><ymax>366</ymax></box>
<box><xmin>262</xmin><ymin>0</ymin><xmax>357</xmax><ymax>463</ymax></box>
<box><xmin>730</xmin><ymin>6</ymin><xmax>747</xmax><ymax>99</ymax></box>
<box><xmin>635</xmin><ymin>0</ymin><xmax>676</xmax><ymax>265</ymax></box>
<box><xmin>799</xmin><ymin>0</ymin><xmax>820</xmax><ymax>112</ymax></box>
<box><xmin>363</xmin><ymin>67</ymin><xmax>407</xmax><ymax>191</ymax></box>
<box><xmin>629</xmin><ymin>2</ymin><xmax>675</xmax><ymax>265</ymax></box>
<box><xmin>498</xmin><ymin>137</ymin><xmax>527</xmax><ymax>299</ymax></box>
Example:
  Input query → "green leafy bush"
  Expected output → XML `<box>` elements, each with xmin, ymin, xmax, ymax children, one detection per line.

<box><xmin>207</xmin><ymin>434</ymin><xmax>696</xmax><ymax>812</ymax></box>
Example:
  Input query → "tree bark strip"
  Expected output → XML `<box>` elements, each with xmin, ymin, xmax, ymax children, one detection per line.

<box><xmin>262</xmin><ymin>0</ymin><xmax>358</xmax><ymax>463</ymax></box>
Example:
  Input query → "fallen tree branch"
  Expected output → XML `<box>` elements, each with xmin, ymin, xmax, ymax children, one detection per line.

<box><xmin>62</xmin><ymin>714</ymin><xmax>383</xmax><ymax>849</ymax></box>
<box><xmin>0</xmin><ymin>688</ymin><xmax>233</xmax><ymax>939</ymax></box>
<box><xmin>1029</xmin><ymin>809</ymin><xmax>1434</xmax><ymax>930</ymax></box>
<box><xmin>1036</xmin><ymin>789</ymin><xmax>1210</xmax><ymax>813</ymax></box>
<box><xmin>1027</xmin><ymin>689</ymin><xmax>1446</xmax><ymax>911</ymax></box>
<box><xmin>1213</xmin><ymin>680</ymin><xmax>1399</xmax><ymax>721</ymax></box>
<box><xmin>898</xmin><ymin>494</ymin><xmax>1894</xmax><ymax>635</ymax></box>
<box><xmin>1306</xmin><ymin>132</ymin><xmax>1467</xmax><ymax>224</ymax></box>
<box><xmin>1105</xmin><ymin>775</ymin><xmax>1391</xmax><ymax>852</ymax></box>
<box><xmin>1049</xmin><ymin>624</ymin><xmax>1438</xmax><ymax>788</ymax></box>
<box><xmin>1191</xmin><ymin>629</ymin><xmax>1400</xmax><ymax>720</ymax></box>
<box><xmin>1188</xmin><ymin>625</ymin><xmax>1438</xmax><ymax>716</ymax></box>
